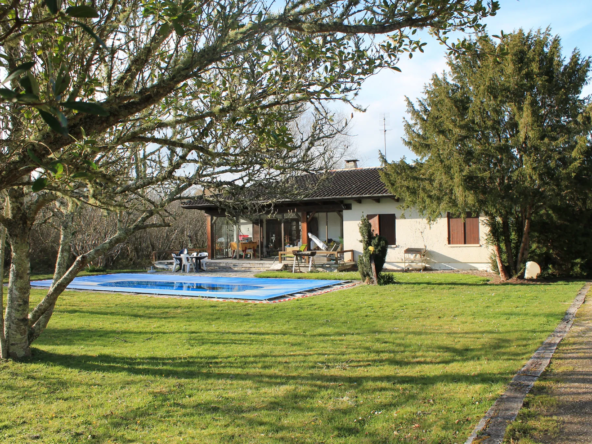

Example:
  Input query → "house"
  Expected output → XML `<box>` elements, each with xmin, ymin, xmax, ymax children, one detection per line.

<box><xmin>181</xmin><ymin>160</ymin><xmax>493</xmax><ymax>271</ymax></box>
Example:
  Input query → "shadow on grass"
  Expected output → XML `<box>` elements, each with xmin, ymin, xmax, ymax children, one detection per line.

<box><xmin>21</xmin><ymin>346</ymin><xmax>518</xmax><ymax>443</ymax></box>
<box><xmin>30</xmin><ymin>323</ymin><xmax>542</xmax><ymax>380</ymax></box>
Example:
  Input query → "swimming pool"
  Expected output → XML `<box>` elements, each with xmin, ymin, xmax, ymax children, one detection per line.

<box><xmin>30</xmin><ymin>273</ymin><xmax>344</xmax><ymax>301</ymax></box>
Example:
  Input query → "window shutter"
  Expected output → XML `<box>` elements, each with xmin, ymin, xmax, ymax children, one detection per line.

<box><xmin>448</xmin><ymin>215</ymin><xmax>465</xmax><ymax>245</ymax></box>
<box><xmin>379</xmin><ymin>214</ymin><xmax>396</xmax><ymax>245</ymax></box>
<box><xmin>465</xmin><ymin>216</ymin><xmax>480</xmax><ymax>244</ymax></box>
<box><xmin>367</xmin><ymin>214</ymin><xmax>380</xmax><ymax>236</ymax></box>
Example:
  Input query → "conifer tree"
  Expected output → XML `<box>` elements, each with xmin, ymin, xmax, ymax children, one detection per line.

<box><xmin>381</xmin><ymin>29</ymin><xmax>592</xmax><ymax>280</ymax></box>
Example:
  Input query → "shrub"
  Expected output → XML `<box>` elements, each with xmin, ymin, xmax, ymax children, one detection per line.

<box><xmin>371</xmin><ymin>235</ymin><xmax>388</xmax><ymax>274</ymax></box>
<box><xmin>378</xmin><ymin>273</ymin><xmax>397</xmax><ymax>286</ymax></box>
<box><xmin>86</xmin><ymin>265</ymin><xmax>107</xmax><ymax>273</ymax></box>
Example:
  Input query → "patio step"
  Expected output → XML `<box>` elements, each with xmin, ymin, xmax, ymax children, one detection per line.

<box><xmin>207</xmin><ymin>260</ymin><xmax>273</xmax><ymax>272</ymax></box>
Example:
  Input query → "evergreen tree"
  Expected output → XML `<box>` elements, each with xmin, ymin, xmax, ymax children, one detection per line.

<box><xmin>358</xmin><ymin>216</ymin><xmax>374</xmax><ymax>283</ymax></box>
<box><xmin>358</xmin><ymin>216</ymin><xmax>388</xmax><ymax>283</ymax></box>
<box><xmin>381</xmin><ymin>29</ymin><xmax>592</xmax><ymax>280</ymax></box>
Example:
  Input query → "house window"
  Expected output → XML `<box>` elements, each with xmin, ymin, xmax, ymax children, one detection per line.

<box><xmin>367</xmin><ymin>214</ymin><xmax>396</xmax><ymax>246</ymax></box>
<box><xmin>448</xmin><ymin>214</ymin><xmax>480</xmax><ymax>245</ymax></box>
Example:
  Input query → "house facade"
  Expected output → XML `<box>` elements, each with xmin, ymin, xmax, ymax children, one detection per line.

<box><xmin>182</xmin><ymin>162</ymin><xmax>493</xmax><ymax>271</ymax></box>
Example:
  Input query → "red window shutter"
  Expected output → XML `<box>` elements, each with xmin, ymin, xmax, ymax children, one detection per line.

<box><xmin>379</xmin><ymin>214</ymin><xmax>396</xmax><ymax>245</ymax></box>
<box><xmin>367</xmin><ymin>214</ymin><xmax>380</xmax><ymax>236</ymax></box>
<box><xmin>448</xmin><ymin>216</ymin><xmax>465</xmax><ymax>245</ymax></box>
<box><xmin>465</xmin><ymin>216</ymin><xmax>480</xmax><ymax>244</ymax></box>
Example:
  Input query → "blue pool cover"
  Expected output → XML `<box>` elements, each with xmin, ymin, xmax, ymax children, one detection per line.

<box><xmin>30</xmin><ymin>273</ymin><xmax>344</xmax><ymax>301</ymax></box>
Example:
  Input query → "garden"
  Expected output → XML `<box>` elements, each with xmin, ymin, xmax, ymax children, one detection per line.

<box><xmin>0</xmin><ymin>273</ymin><xmax>584</xmax><ymax>443</ymax></box>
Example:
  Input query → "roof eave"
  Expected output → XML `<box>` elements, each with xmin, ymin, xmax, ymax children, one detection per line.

<box><xmin>181</xmin><ymin>193</ymin><xmax>397</xmax><ymax>210</ymax></box>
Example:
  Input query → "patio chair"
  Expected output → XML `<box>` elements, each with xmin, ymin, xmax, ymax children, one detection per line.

<box><xmin>327</xmin><ymin>243</ymin><xmax>342</xmax><ymax>263</ymax></box>
<box><xmin>230</xmin><ymin>242</ymin><xmax>238</xmax><ymax>258</ymax></box>
<box><xmin>196</xmin><ymin>252</ymin><xmax>208</xmax><ymax>271</ymax></box>
<box><xmin>181</xmin><ymin>254</ymin><xmax>195</xmax><ymax>273</ymax></box>
<box><xmin>171</xmin><ymin>248</ymin><xmax>189</xmax><ymax>272</ymax></box>
<box><xmin>171</xmin><ymin>253</ymin><xmax>182</xmax><ymax>272</ymax></box>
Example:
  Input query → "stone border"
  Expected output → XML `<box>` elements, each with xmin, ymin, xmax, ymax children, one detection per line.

<box><xmin>465</xmin><ymin>282</ymin><xmax>592</xmax><ymax>444</ymax></box>
<box><xmin>140</xmin><ymin>281</ymin><xmax>361</xmax><ymax>304</ymax></box>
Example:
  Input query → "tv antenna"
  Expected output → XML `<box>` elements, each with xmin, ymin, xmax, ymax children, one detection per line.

<box><xmin>380</xmin><ymin>113</ymin><xmax>391</xmax><ymax>162</ymax></box>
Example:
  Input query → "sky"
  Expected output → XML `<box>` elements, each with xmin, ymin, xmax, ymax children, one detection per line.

<box><xmin>345</xmin><ymin>0</ymin><xmax>592</xmax><ymax>167</ymax></box>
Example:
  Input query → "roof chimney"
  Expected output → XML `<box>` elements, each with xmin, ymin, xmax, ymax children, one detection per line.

<box><xmin>344</xmin><ymin>159</ymin><xmax>359</xmax><ymax>169</ymax></box>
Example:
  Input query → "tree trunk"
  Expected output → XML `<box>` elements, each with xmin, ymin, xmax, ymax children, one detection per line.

<box><xmin>24</xmin><ymin>202</ymin><xmax>77</xmax><ymax>344</ymax></box>
<box><xmin>234</xmin><ymin>218</ymin><xmax>240</xmax><ymax>260</ymax></box>
<box><xmin>0</xmin><ymin>215</ymin><xmax>7</xmax><ymax>359</ymax></box>
<box><xmin>54</xmin><ymin>201</ymin><xmax>77</xmax><ymax>281</ymax></box>
<box><xmin>4</xmin><ymin>197</ymin><xmax>33</xmax><ymax>359</ymax></box>
<box><xmin>493</xmin><ymin>242</ymin><xmax>510</xmax><ymax>281</ymax></box>
<box><xmin>488</xmin><ymin>216</ymin><xmax>510</xmax><ymax>281</ymax></box>
<box><xmin>370</xmin><ymin>254</ymin><xmax>378</xmax><ymax>285</ymax></box>
<box><xmin>501</xmin><ymin>216</ymin><xmax>516</xmax><ymax>277</ymax></box>
<box><xmin>516</xmin><ymin>205</ymin><xmax>532</xmax><ymax>276</ymax></box>
<box><xmin>27</xmin><ymin>209</ymin><xmax>163</xmax><ymax>341</ymax></box>
<box><xmin>27</xmin><ymin>205</ymin><xmax>86</xmax><ymax>343</ymax></box>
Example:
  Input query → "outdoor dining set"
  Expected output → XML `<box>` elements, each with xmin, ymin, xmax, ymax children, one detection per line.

<box><xmin>171</xmin><ymin>249</ymin><xmax>208</xmax><ymax>273</ymax></box>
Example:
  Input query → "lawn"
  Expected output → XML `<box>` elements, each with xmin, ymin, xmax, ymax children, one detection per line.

<box><xmin>255</xmin><ymin>270</ymin><xmax>362</xmax><ymax>281</ymax></box>
<box><xmin>0</xmin><ymin>274</ymin><xmax>585</xmax><ymax>443</ymax></box>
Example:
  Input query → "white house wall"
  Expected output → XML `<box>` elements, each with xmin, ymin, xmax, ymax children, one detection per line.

<box><xmin>239</xmin><ymin>220</ymin><xmax>253</xmax><ymax>238</ymax></box>
<box><xmin>315</xmin><ymin>212</ymin><xmax>343</xmax><ymax>242</ymax></box>
<box><xmin>342</xmin><ymin>200</ymin><xmax>492</xmax><ymax>271</ymax></box>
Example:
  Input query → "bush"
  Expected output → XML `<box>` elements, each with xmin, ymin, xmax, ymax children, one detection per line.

<box><xmin>86</xmin><ymin>265</ymin><xmax>107</xmax><ymax>273</ymax></box>
<box><xmin>378</xmin><ymin>273</ymin><xmax>397</xmax><ymax>286</ymax></box>
<box><xmin>530</xmin><ymin>206</ymin><xmax>592</xmax><ymax>278</ymax></box>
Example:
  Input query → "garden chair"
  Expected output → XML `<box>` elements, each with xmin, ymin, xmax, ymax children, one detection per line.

<box><xmin>196</xmin><ymin>252</ymin><xmax>208</xmax><ymax>271</ymax></box>
<box><xmin>180</xmin><ymin>254</ymin><xmax>195</xmax><ymax>273</ymax></box>
<box><xmin>327</xmin><ymin>243</ymin><xmax>342</xmax><ymax>263</ymax></box>
<box><xmin>171</xmin><ymin>248</ymin><xmax>188</xmax><ymax>272</ymax></box>
<box><xmin>229</xmin><ymin>242</ymin><xmax>238</xmax><ymax>258</ymax></box>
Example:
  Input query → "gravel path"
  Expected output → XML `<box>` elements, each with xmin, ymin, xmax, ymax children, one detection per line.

<box><xmin>466</xmin><ymin>283</ymin><xmax>591</xmax><ymax>444</ymax></box>
<box><xmin>541</xmin><ymin>293</ymin><xmax>592</xmax><ymax>443</ymax></box>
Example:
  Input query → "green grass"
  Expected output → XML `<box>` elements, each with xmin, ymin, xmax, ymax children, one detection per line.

<box><xmin>0</xmin><ymin>274</ymin><xmax>585</xmax><ymax>443</ymax></box>
<box><xmin>255</xmin><ymin>271</ymin><xmax>495</xmax><ymax>285</ymax></box>
<box><xmin>255</xmin><ymin>270</ymin><xmax>362</xmax><ymax>280</ymax></box>
<box><xmin>503</xmin><ymin>380</ymin><xmax>561</xmax><ymax>443</ymax></box>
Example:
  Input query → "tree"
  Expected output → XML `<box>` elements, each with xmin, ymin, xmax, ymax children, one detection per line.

<box><xmin>357</xmin><ymin>215</ymin><xmax>388</xmax><ymax>284</ymax></box>
<box><xmin>0</xmin><ymin>0</ymin><xmax>498</xmax><ymax>359</ymax></box>
<box><xmin>0</xmin><ymin>0</ymin><xmax>498</xmax><ymax>193</ymax></box>
<box><xmin>0</xmin><ymin>104</ymin><xmax>351</xmax><ymax>359</ymax></box>
<box><xmin>381</xmin><ymin>29</ymin><xmax>592</xmax><ymax>280</ymax></box>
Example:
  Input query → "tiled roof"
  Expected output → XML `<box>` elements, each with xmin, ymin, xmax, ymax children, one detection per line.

<box><xmin>296</xmin><ymin>167</ymin><xmax>391</xmax><ymax>199</ymax></box>
<box><xmin>182</xmin><ymin>167</ymin><xmax>393</xmax><ymax>209</ymax></box>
